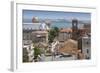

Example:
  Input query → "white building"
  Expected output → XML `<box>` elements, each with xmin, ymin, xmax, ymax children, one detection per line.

<box><xmin>23</xmin><ymin>22</ymin><xmax>49</xmax><ymax>43</ymax></box>
<box><xmin>23</xmin><ymin>43</ymin><xmax>34</xmax><ymax>62</ymax></box>
<box><xmin>78</xmin><ymin>36</ymin><xmax>91</xmax><ymax>59</ymax></box>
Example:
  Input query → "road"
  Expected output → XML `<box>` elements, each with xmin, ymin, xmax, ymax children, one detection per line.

<box><xmin>39</xmin><ymin>54</ymin><xmax>77</xmax><ymax>61</ymax></box>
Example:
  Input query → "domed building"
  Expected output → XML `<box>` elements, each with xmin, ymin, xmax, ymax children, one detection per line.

<box><xmin>23</xmin><ymin>16</ymin><xmax>49</xmax><ymax>44</ymax></box>
<box><xmin>32</xmin><ymin>17</ymin><xmax>39</xmax><ymax>23</ymax></box>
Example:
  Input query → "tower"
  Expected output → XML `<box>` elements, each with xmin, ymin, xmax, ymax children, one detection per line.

<box><xmin>72</xmin><ymin>19</ymin><xmax>78</xmax><ymax>40</ymax></box>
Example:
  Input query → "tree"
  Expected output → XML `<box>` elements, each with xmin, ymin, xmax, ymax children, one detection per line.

<box><xmin>34</xmin><ymin>47</ymin><xmax>41</xmax><ymax>62</ymax></box>
<box><xmin>48</xmin><ymin>27</ymin><xmax>59</xmax><ymax>43</ymax></box>
<box><xmin>53</xmin><ymin>27</ymin><xmax>59</xmax><ymax>37</ymax></box>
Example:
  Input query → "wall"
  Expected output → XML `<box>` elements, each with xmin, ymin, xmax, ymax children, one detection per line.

<box><xmin>0</xmin><ymin>0</ymin><xmax>100</xmax><ymax>73</ymax></box>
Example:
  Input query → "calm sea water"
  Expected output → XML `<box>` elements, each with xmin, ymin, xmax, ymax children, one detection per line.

<box><xmin>51</xmin><ymin>21</ymin><xmax>72</xmax><ymax>28</ymax></box>
<box><xmin>23</xmin><ymin>21</ymin><xmax>84</xmax><ymax>29</ymax></box>
<box><xmin>23</xmin><ymin>18</ymin><xmax>90</xmax><ymax>29</ymax></box>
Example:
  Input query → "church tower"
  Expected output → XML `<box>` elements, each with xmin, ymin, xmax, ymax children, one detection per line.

<box><xmin>72</xmin><ymin>19</ymin><xmax>78</xmax><ymax>40</ymax></box>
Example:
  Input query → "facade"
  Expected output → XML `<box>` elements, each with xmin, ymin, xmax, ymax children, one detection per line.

<box><xmin>23</xmin><ymin>44</ymin><xmax>34</xmax><ymax>62</ymax></box>
<box><xmin>78</xmin><ymin>36</ymin><xmax>91</xmax><ymax>59</ymax></box>
<box><xmin>23</xmin><ymin>22</ymin><xmax>49</xmax><ymax>62</ymax></box>
<box><xmin>32</xmin><ymin>30</ymin><xmax>48</xmax><ymax>43</ymax></box>
<box><xmin>58</xmin><ymin>28</ymin><xmax>72</xmax><ymax>42</ymax></box>
<box><xmin>23</xmin><ymin>29</ymin><xmax>33</xmax><ymax>40</ymax></box>
<box><xmin>23</xmin><ymin>22</ymin><xmax>49</xmax><ymax>43</ymax></box>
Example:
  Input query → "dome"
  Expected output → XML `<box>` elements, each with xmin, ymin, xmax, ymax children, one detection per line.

<box><xmin>32</xmin><ymin>17</ymin><xmax>39</xmax><ymax>23</ymax></box>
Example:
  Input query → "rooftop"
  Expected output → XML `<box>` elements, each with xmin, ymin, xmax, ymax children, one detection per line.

<box><xmin>59</xmin><ymin>39</ymin><xmax>78</xmax><ymax>54</ymax></box>
<box><xmin>60</xmin><ymin>28</ymin><xmax>72</xmax><ymax>33</ymax></box>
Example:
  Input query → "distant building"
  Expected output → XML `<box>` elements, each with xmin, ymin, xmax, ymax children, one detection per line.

<box><xmin>23</xmin><ymin>29</ymin><xmax>33</xmax><ymax>40</ymax></box>
<box><xmin>32</xmin><ymin>30</ymin><xmax>48</xmax><ymax>43</ymax></box>
<box><xmin>23</xmin><ymin>43</ymin><xmax>34</xmax><ymax>62</ymax></box>
<box><xmin>39</xmin><ymin>23</ymin><xmax>49</xmax><ymax>30</ymax></box>
<box><xmin>23</xmin><ymin>22</ymin><xmax>49</xmax><ymax>43</ymax></box>
<box><xmin>32</xmin><ymin>17</ymin><xmax>39</xmax><ymax>23</ymax></box>
<box><xmin>72</xmin><ymin>19</ymin><xmax>79</xmax><ymax>40</ymax></box>
<box><xmin>44</xmin><ymin>19</ymin><xmax>51</xmax><ymax>29</ymax></box>
<box><xmin>83</xmin><ymin>24</ymin><xmax>91</xmax><ymax>34</ymax></box>
<box><xmin>23</xmin><ymin>22</ymin><xmax>49</xmax><ymax>31</ymax></box>
<box><xmin>77</xmin><ymin>24</ymin><xmax>91</xmax><ymax>37</ymax></box>
<box><xmin>58</xmin><ymin>28</ymin><xmax>72</xmax><ymax>42</ymax></box>
<box><xmin>23</xmin><ymin>22</ymin><xmax>49</xmax><ymax>62</ymax></box>
<box><xmin>23</xmin><ymin>40</ymin><xmax>32</xmax><ymax>45</ymax></box>
<box><xmin>78</xmin><ymin>36</ymin><xmax>91</xmax><ymax>59</ymax></box>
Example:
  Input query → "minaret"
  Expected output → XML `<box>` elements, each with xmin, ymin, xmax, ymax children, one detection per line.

<box><xmin>72</xmin><ymin>19</ymin><xmax>78</xmax><ymax>40</ymax></box>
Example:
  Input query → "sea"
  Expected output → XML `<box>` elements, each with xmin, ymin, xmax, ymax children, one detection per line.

<box><xmin>51</xmin><ymin>21</ymin><xmax>75</xmax><ymax>29</ymax></box>
<box><xmin>23</xmin><ymin>19</ymin><xmax>90</xmax><ymax>29</ymax></box>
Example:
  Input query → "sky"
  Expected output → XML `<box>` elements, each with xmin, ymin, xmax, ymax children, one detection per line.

<box><xmin>23</xmin><ymin>10</ymin><xmax>91</xmax><ymax>22</ymax></box>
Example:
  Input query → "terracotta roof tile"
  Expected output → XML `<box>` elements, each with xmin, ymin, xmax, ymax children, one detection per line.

<box><xmin>60</xmin><ymin>28</ymin><xmax>72</xmax><ymax>33</ymax></box>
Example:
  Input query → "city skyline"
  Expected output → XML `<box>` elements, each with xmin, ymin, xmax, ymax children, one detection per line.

<box><xmin>23</xmin><ymin>10</ymin><xmax>91</xmax><ymax>62</ymax></box>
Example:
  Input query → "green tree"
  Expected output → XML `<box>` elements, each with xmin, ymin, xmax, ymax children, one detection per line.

<box><xmin>48</xmin><ymin>27</ymin><xmax>59</xmax><ymax>43</ymax></box>
<box><xmin>34</xmin><ymin>47</ymin><xmax>41</xmax><ymax>61</ymax></box>
<box><xmin>53</xmin><ymin>27</ymin><xmax>59</xmax><ymax>37</ymax></box>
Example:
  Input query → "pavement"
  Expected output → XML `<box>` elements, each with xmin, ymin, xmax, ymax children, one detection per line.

<box><xmin>39</xmin><ymin>54</ymin><xmax>77</xmax><ymax>62</ymax></box>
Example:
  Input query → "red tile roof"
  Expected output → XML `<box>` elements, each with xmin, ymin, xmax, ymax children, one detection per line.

<box><xmin>60</xmin><ymin>28</ymin><xmax>72</xmax><ymax>33</ymax></box>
